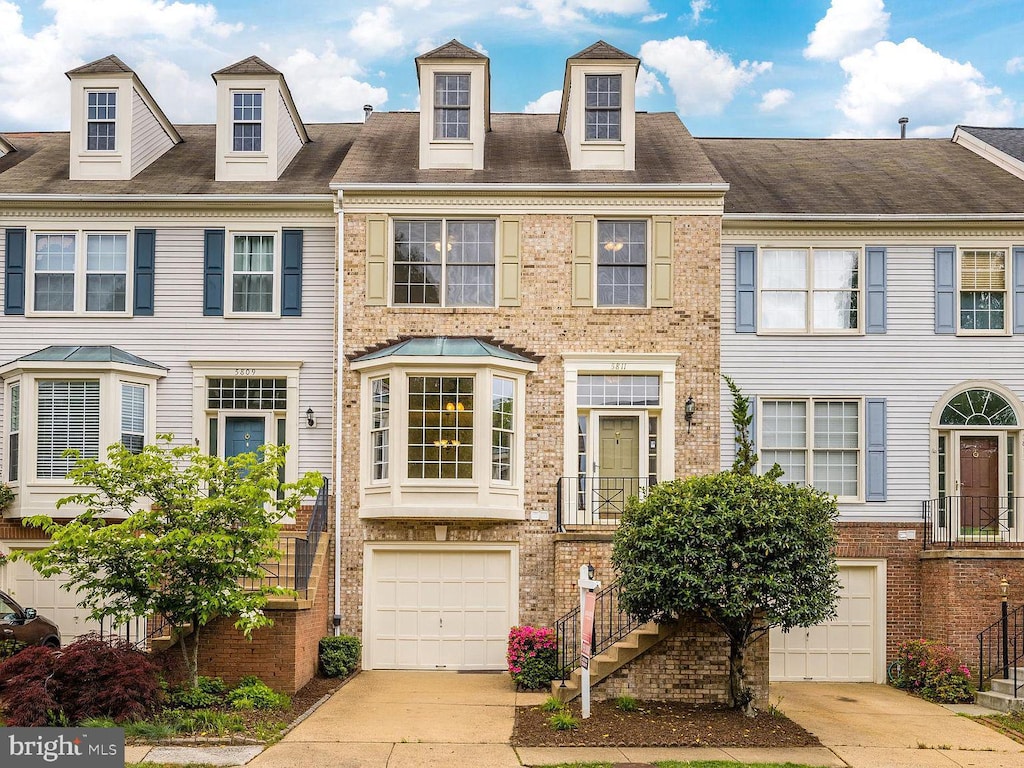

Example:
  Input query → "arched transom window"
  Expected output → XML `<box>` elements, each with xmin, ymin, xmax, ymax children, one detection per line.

<box><xmin>939</xmin><ymin>389</ymin><xmax>1018</xmax><ymax>426</ymax></box>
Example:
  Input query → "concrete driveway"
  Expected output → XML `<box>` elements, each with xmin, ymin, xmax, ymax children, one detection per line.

<box><xmin>773</xmin><ymin>681</ymin><xmax>1024</xmax><ymax>767</ymax></box>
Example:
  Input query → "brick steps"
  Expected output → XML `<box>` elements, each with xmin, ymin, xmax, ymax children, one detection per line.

<box><xmin>550</xmin><ymin>621</ymin><xmax>677</xmax><ymax>702</ymax></box>
<box><xmin>977</xmin><ymin>670</ymin><xmax>1024</xmax><ymax>711</ymax></box>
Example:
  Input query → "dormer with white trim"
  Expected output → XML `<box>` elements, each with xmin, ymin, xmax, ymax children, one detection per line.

<box><xmin>0</xmin><ymin>134</ymin><xmax>14</xmax><ymax>158</ymax></box>
<box><xmin>212</xmin><ymin>56</ymin><xmax>310</xmax><ymax>182</ymax></box>
<box><xmin>558</xmin><ymin>41</ymin><xmax>639</xmax><ymax>171</ymax></box>
<box><xmin>66</xmin><ymin>55</ymin><xmax>181</xmax><ymax>181</ymax></box>
<box><xmin>416</xmin><ymin>40</ymin><xmax>490</xmax><ymax>170</ymax></box>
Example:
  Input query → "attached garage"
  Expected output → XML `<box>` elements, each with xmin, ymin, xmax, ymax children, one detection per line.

<box><xmin>2</xmin><ymin>547</ymin><xmax>102</xmax><ymax>643</ymax></box>
<box><xmin>769</xmin><ymin>561</ymin><xmax>886</xmax><ymax>683</ymax></box>
<box><xmin>364</xmin><ymin>544</ymin><xmax>517</xmax><ymax>670</ymax></box>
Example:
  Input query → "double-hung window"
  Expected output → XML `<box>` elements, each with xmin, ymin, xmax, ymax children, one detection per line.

<box><xmin>7</xmin><ymin>383</ymin><xmax>19</xmax><ymax>482</ymax></box>
<box><xmin>32</xmin><ymin>232</ymin><xmax>129</xmax><ymax>314</ymax></box>
<box><xmin>232</xmin><ymin>92</ymin><xmax>263</xmax><ymax>152</ymax></box>
<box><xmin>121</xmin><ymin>383</ymin><xmax>146</xmax><ymax>455</ymax></box>
<box><xmin>434</xmin><ymin>74</ymin><xmax>470</xmax><ymax>139</ymax></box>
<box><xmin>585</xmin><ymin>74</ymin><xmax>621</xmax><ymax>141</ymax></box>
<box><xmin>760</xmin><ymin>248</ymin><xmax>860</xmax><ymax>332</ymax></box>
<box><xmin>959</xmin><ymin>249</ymin><xmax>1006</xmax><ymax>332</ymax></box>
<box><xmin>231</xmin><ymin>234</ymin><xmax>275</xmax><ymax>313</ymax></box>
<box><xmin>36</xmin><ymin>380</ymin><xmax>101</xmax><ymax>480</ymax></box>
<box><xmin>761</xmin><ymin>399</ymin><xmax>861</xmax><ymax>498</ymax></box>
<box><xmin>393</xmin><ymin>219</ymin><xmax>495</xmax><ymax>307</ymax></box>
<box><xmin>597</xmin><ymin>220</ymin><xmax>646</xmax><ymax>307</ymax></box>
<box><xmin>370</xmin><ymin>378</ymin><xmax>390</xmax><ymax>481</ymax></box>
<box><xmin>86</xmin><ymin>91</ymin><xmax>116</xmax><ymax>151</ymax></box>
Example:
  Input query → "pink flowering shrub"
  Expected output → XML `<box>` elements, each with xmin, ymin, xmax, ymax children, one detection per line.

<box><xmin>891</xmin><ymin>638</ymin><xmax>973</xmax><ymax>703</ymax></box>
<box><xmin>507</xmin><ymin>625</ymin><xmax>558</xmax><ymax>690</ymax></box>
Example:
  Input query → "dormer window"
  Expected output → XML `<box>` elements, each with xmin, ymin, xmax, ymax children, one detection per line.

<box><xmin>86</xmin><ymin>91</ymin><xmax>117</xmax><ymax>151</ymax></box>
<box><xmin>232</xmin><ymin>91</ymin><xmax>264</xmax><ymax>152</ymax></box>
<box><xmin>585</xmin><ymin>75</ymin><xmax>621</xmax><ymax>141</ymax></box>
<box><xmin>434</xmin><ymin>74</ymin><xmax>470</xmax><ymax>140</ymax></box>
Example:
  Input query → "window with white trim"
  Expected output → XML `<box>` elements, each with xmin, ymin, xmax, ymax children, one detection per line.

<box><xmin>36</xmin><ymin>380</ymin><xmax>101</xmax><ymax>479</ymax></box>
<box><xmin>597</xmin><ymin>220</ymin><xmax>647</xmax><ymax>307</ymax></box>
<box><xmin>121</xmin><ymin>383</ymin><xmax>146</xmax><ymax>455</ymax></box>
<box><xmin>8</xmin><ymin>383</ymin><xmax>19</xmax><ymax>482</ymax></box>
<box><xmin>232</xmin><ymin>92</ymin><xmax>263</xmax><ymax>152</ymax></box>
<box><xmin>585</xmin><ymin>75</ymin><xmax>621</xmax><ymax>141</ymax></box>
<box><xmin>761</xmin><ymin>398</ymin><xmax>861</xmax><ymax>498</ymax></box>
<box><xmin>86</xmin><ymin>91</ymin><xmax>116</xmax><ymax>151</ymax></box>
<box><xmin>230</xmin><ymin>234</ymin><xmax>276</xmax><ymax>314</ymax></box>
<box><xmin>960</xmin><ymin>249</ymin><xmax>1007</xmax><ymax>332</ymax></box>
<box><xmin>408</xmin><ymin>375</ymin><xmax>474</xmax><ymax>479</ymax></box>
<box><xmin>32</xmin><ymin>232</ymin><xmax>129</xmax><ymax>314</ymax></box>
<box><xmin>760</xmin><ymin>248</ymin><xmax>860</xmax><ymax>332</ymax></box>
<box><xmin>434</xmin><ymin>73</ymin><xmax>470</xmax><ymax>140</ymax></box>
<box><xmin>393</xmin><ymin>220</ymin><xmax>495</xmax><ymax>307</ymax></box>
<box><xmin>371</xmin><ymin>377</ymin><xmax>390</xmax><ymax>481</ymax></box>
<box><xmin>491</xmin><ymin>377</ymin><xmax>514</xmax><ymax>482</ymax></box>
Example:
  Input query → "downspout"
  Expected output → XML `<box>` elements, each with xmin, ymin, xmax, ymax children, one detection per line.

<box><xmin>333</xmin><ymin>189</ymin><xmax>344</xmax><ymax>635</ymax></box>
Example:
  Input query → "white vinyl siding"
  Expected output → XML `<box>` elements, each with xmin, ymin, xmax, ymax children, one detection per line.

<box><xmin>722</xmin><ymin>240</ymin><xmax>1024</xmax><ymax>521</ymax></box>
<box><xmin>36</xmin><ymin>380</ymin><xmax>100</xmax><ymax>478</ymax></box>
<box><xmin>0</xmin><ymin>226</ymin><xmax>335</xmax><ymax>493</ymax></box>
<box><xmin>277</xmin><ymin>91</ymin><xmax>302</xmax><ymax>173</ymax></box>
<box><xmin>130</xmin><ymin>88</ymin><xmax>174</xmax><ymax>177</ymax></box>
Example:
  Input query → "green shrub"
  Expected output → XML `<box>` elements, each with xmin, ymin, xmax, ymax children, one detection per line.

<box><xmin>166</xmin><ymin>686</ymin><xmax>218</xmax><ymax>710</ymax></box>
<box><xmin>615</xmin><ymin>695</ymin><xmax>638</xmax><ymax>712</ymax></box>
<box><xmin>540</xmin><ymin>696</ymin><xmax>564</xmax><ymax>713</ymax></box>
<box><xmin>0</xmin><ymin>637</ymin><xmax>26</xmax><ymax>661</ymax></box>
<box><xmin>891</xmin><ymin>638</ymin><xmax>973</xmax><ymax>703</ymax></box>
<box><xmin>197</xmin><ymin>676</ymin><xmax>227</xmax><ymax>697</ymax></box>
<box><xmin>319</xmin><ymin>635</ymin><xmax>361</xmax><ymax>678</ymax></box>
<box><xmin>0</xmin><ymin>482</ymin><xmax>14</xmax><ymax>511</ymax></box>
<box><xmin>227</xmin><ymin>677</ymin><xmax>290</xmax><ymax>710</ymax></box>
<box><xmin>548</xmin><ymin>710</ymin><xmax>580</xmax><ymax>731</ymax></box>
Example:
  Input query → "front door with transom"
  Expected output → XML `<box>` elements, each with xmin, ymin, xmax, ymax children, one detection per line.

<box><xmin>595</xmin><ymin>414</ymin><xmax>641</xmax><ymax>521</ymax></box>
<box><xmin>958</xmin><ymin>435</ymin><xmax>1001</xmax><ymax>534</ymax></box>
<box><xmin>225</xmin><ymin>417</ymin><xmax>266</xmax><ymax>459</ymax></box>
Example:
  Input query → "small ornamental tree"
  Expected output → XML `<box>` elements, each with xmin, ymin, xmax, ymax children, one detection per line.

<box><xmin>723</xmin><ymin>374</ymin><xmax>757</xmax><ymax>475</ymax></box>
<box><xmin>612</xmin><ymin>471</ymin><xmax>839</xmax><ymax>714</ymax></box>
<box><xmin>16</xmin><ymin>437</ymin><xmax>322</xmax><ymax>689</ymax></box>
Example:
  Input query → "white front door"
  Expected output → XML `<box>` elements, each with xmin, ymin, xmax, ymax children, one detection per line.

<box><xmin>769</xmin><ymin>565</ymin><xmax>879</xmax><ymax>682</ymax></box>
<box><xmin>367</xmin><ymin>547</ymin><xmax>514</xmax><ymax>670</ymax></box>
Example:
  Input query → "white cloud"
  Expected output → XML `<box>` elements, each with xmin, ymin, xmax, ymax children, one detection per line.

<box><xmin>804</xmin><ymin>0</ymin><xmax>889</xmax><ymax>61</ymax></box>
<box><xmin>690</xmin><ymin>0</ymin><xmax>710</xmax><ymax>23</ymax></box>
<box><xmin>759</xmin><ymin>88</ymin><xmax>793</xmax><ymax>112</ymax></box>
<box><xmin>835</xmin><ymin>38</ymin><xmax>1015</xmax><ymax>137</ymax></box>
<box><xmin>473</xmin><ymin>42</ymin><xmax>488</xmax><ymax>56</ymax></box>
<box><xmin>524</xmin><ymin>89</ymin><xmax>562</xmax><ymax>113</ymax></box>
<box><xmin>635</xmin><ymin>65</ymin><xmax>664</xmax><ymax>98</ymax></box>
<box><xmin>497</xmin><ymin>0</ymin><xmax>649</xmax><ymax>27</ymax></box>
<box><xmin>640</xmin><ymin>37</ymin><xmax>771</xmax><ymax>116</ymax></box>
<box><xmin>44</xmin><ymin>0</ymin><xmax>242</xmax><ymax>44</ymax></box>
<box><xmin>281</xmin><ymin>44</ymin><xmax>388</xmax><ymax>122</ymax></box>
<box><xmin>349</xmin><ymin>6</ymin><xmax>404</xmax><ymax>51</ymax></box>
<box><xmin>1008</xmin><ymin>56</ymin><xmax>1024</xmax><ymax>75</ymax></box>
<box><xmin>641</xmin><ymin>12</ymin><xmax>666</xmax><ymax>23</ymax></box>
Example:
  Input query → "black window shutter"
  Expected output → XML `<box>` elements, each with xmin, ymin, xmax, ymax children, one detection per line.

<box><xmin>133</xmin><ymin>229</ymin><xmax>156</xmax><ymax>316</ymax></box>
<box><xmin>203</xmin><ymin>229</ymin><xmax>225</xmax><ymax>316</ymax></box>
<box><xmin>281</xmin><ymin>229</ymin><xmax>303</xmax><ymax>317</ymax></box>
<box><xmin>4</xmin><ymin>228</ymin><xmax>26</xmax><ymax>315</ymax></box>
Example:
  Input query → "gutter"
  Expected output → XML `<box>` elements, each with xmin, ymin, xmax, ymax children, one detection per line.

<box><xmin>333</xmin><ymin>191</ymin><xmax>344</xmax><ymax>636</ymax></box>
<box><xmin>723</xmin><ymin>213</ymin><xmax>1024</xmax><ymax>221</ymax></box>
<box><xmin>331</xmin><ymin>182</ymin><xmax>729</xmax><ymax>194</ymax></box>
<box><xmin>0</xmin><ymin>194</ymin><xmax>333</xmax><ymax>204</ymax></box>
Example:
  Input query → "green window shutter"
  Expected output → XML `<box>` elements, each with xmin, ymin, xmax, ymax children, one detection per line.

<box><xmin>366</xmin><ymin>215</ymin><xmax>388</xmax><ymax>306</ymax></box>
<box><xmin>133</xmin><ymin>228</ymin><xmax>156</xmax><ymax>317</ymax></box>
<box><xmin>498</xmin><ymin>217</ymin><xmax>521</xmax><ymax>307</ymax></box>
<box><xmin>203</xmin><ymin>229</ymin><xmax>225</xmax><ymax>317</ymax></box>
<box><xmin>651</xmin><ymin>216</ymin><xmax>673</xmax><ymax>307</ymax></box>
<box><xmin>281</xmin><ymin>229</ymin><xmax>303</xmax><ymax>317</ymax></box>
<box><xmin>571</xmin><ymin>216</ymin><xmax>594</xmax><ymax>307</ymax></box>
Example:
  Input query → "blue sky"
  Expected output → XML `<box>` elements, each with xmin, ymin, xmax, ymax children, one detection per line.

<box><xmin>1</xmin><ymin>0</ymin><xmax>1022</xmax><ymax>138</ymax></box>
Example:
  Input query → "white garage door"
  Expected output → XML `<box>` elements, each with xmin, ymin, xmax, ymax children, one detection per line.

<box><xmin>368</xmin><ymin>548</ymin><xmax>513</xmax><ymax>670</ymax></box>
<box><xmin>2</xmin><ymin>553</ymin><xmax>103</xmax><ymax>643</ymax></box>
<box><xmin>769</xmin><ymin>565</ymin><xmax>878</xmax><ymax>682</ymax></box>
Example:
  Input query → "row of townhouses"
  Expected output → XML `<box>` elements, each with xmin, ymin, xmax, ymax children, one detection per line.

<box><xmin>3</xmin><ymin>39</ymin><xmax>1024</xmax><ymax>701</ymax></box>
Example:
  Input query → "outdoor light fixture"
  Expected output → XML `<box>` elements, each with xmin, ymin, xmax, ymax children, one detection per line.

<box><xmin>306</xmin><ymin>407</ymin><xmax>315</xmax><ymax>427</ymax></box>
<box><xmin>684</xmin><ymin>395</ymin><xmax>696</xmax><ymax>432</ymax></box>
<box><xmin>587</xmin><ymin>563</ymin><xmax>595</xmax><ymax>580</ymax></box>
<box><xmin>1002</xmin><ymin>578</ymin><xmax>1010</xmax><ymax>600</ymax></box>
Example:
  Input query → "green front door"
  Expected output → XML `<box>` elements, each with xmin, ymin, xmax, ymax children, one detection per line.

<box><xmin>596</xmin><ymin>415</ymin><xmax>640</xmax><ymax>519</ymax></box>
<box><xmin>224</xmin><ymin>417</ymin><xmax>266</xmax><ymax>458</ymax></box>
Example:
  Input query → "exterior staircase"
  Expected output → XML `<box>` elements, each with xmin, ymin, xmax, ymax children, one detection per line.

<box><xmin>977</xmin><ymin>671</ymin><xmax>1024</xmax><ymax>712</ymax></box>
<box><xmin>551</xmin><ymin>620</ymin><xmax>677</xmax><ymax>702</ymax></box>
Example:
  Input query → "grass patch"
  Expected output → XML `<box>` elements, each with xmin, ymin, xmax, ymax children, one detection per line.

<box><xmin>539</xmin><ymin>696</ymin><xmax>564</xmax><ymax>713</ymax></box>
<box><xmin>547</xmin><ymin>710</ymin><xmax>580</xmax><ymax>731</ymax></box>
<box><xmin>615</xmin><ymin>694</ymin><xmax>639</xmax><ymax>712</ymax></box>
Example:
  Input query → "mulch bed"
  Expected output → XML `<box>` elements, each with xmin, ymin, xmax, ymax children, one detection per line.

<box><xmin>512</xmin><ymin>699</ymin><xmax>821</xmax><ymax>748</ymax></box>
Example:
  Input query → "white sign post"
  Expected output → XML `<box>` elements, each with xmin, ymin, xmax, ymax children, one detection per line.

<box><xmin>578</xmin><ymin>564</ymin><xmax>601</xmax><ymax>719</ymax></box>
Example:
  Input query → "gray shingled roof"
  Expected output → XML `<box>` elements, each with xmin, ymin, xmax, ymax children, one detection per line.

<box><xmin>959</xmin><ymin>126</ymin><xmax>1024</xmax><ymax>163</ymax></box>
<box><xmin>568</xmin><ymin>41</ymin><xmax>638</xmax><ymax>62</ymax></box>
<box><xmin>213</xmin><ymin>56</ymin><xmax>281</xmax><ymax>77</ymax></box>
<box><xmin>12</xmin><ymin>346</ymin><xmax>166</xmax><ymax>370</ymax></box>
<box><xmin>66</xmin><ymin>55</ymin><xmax>132</xmax><ymax>77</ymax></box>
<box><xmin>334</xmin><ymin>111</ymin><xmax>724</xmax><ymax>186</ymax></box>
<box><xmin>698</xmin><ymin>137</ymin><xmax>1024</xmax><ymax>215</ymax></box>
<box><xmin>0</xmin><ymin>123</ymin><xmax>359</xmax><ymax>195</ymax></box>
<box><xmin>416</xmin><ymin>39</ymin><xmax>487</xmax><ymax>61</ymax></box>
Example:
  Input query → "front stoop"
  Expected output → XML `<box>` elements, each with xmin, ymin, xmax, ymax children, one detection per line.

<box><xmin>550</xmin><ymin>621</ymin><xmax>677</xmax><ymax>702</ymax></box>
<box><xmin>977</xmin><ymin>669</ymin><xmax>1024</xmax><ymax>711</ymax></box>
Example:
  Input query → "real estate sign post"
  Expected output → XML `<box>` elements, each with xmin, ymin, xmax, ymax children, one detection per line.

<box><xmin>578</xmin><ymin>564</ymin><xmax>601</xmax><ymax>719</ymax></box>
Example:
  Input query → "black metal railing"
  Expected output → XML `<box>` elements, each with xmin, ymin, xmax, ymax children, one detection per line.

<box><xmin>247</xmin><ymin>478</ymin><xmax>329</xmax><ymax>598</ymax></box>
<box><xmin>556</xmin><ymin>476</ymin><xmax>650</xmax><ymax>530</ymax></box>
<box><xmin>978</xmin><ymin>602</ymin><xmax>1024</xmax><ymax>692</ymax></box>
<box><xmin>922</xmin><ymin>496</ymin><xmax>1024</xmax><ymax>549</ymax></box>
<box><xmin>554</xmin><ymin>579</ymin><xmax>643</xmax><ymax>684</ymax></box>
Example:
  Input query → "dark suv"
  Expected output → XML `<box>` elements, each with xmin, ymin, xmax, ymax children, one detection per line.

<box><xmin>0</xmin><ymin>589</ymin><xmax>60</xmax><ymax>649</ymax></box>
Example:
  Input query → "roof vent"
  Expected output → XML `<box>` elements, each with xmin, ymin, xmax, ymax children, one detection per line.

<box><xmin>363</xmin><ymin>104</ymin><xmax>373</xmax><ymax>121</ymax></box>
<box><xmin>898</xmin><ymin>116</ymin><xmax>909</xmax><ymax>139</ymax></box>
